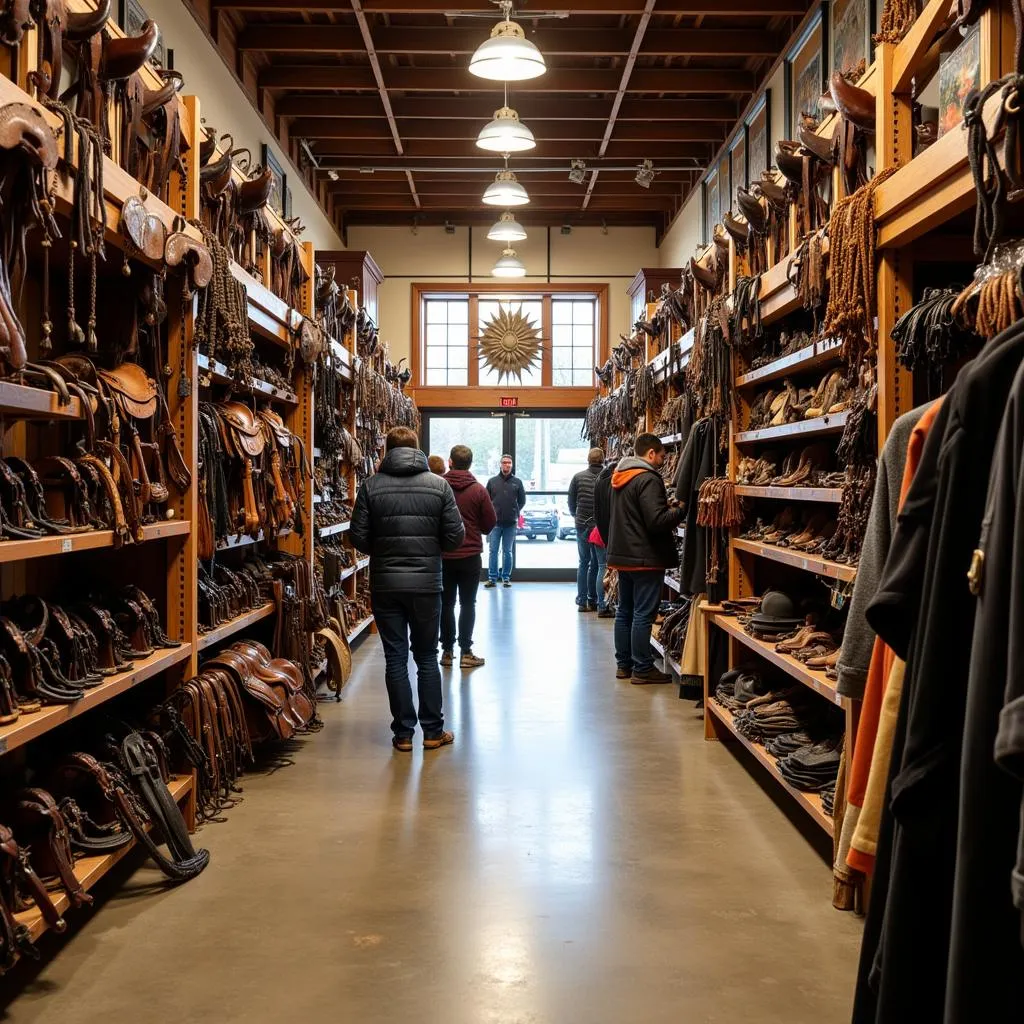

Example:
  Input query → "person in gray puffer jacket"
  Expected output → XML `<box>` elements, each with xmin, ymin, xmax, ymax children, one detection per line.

<box><xmin>568</xmin><ymin>447</ymin><xmax>605</xmax><ymax>611</ymax></box>
<box><xmin>351</xmin><ymin>427</ymin><xmax>465</xmax><ymax>751</ymax></box>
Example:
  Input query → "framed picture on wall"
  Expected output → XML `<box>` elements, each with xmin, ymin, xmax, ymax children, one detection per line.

<box><xmin>786</xmin><ymin>9</ymin><xmax>827</xmax><ymax>136</ymax></box>
<box><xmin>260</xmin><ymin>143</ymin><xmax>286</xmax><ymax>217</ymax></box>
<box><xmin>718</xmin><ymin>155</ymin><xmax>731</xmax><ymax>215</ymax></box>
<box><xmin>746</xmin><ymin>92</ymin><xmax>770</xmax><ymax>182</ymax></box>
<box><xmin>703</xmin><ymin>166</ymin><xmax>719</xmax><ymax>244</ymax></box>
<box><xmin>730</xmin><ymin>131</ymin><xmax>747</xmax><ymax>195</ymax></box>
<box><xmin>284</xmin><ymin>185</ymin><xmax>293</xmax><ymax>220</ymax></box>
<box><xmin>831</xmin><ymin>0</ymin><xmax>872</xmax><ymax>80</ymax></box>
<box><xmin>120</xmin><ymin>0</ymin><xmax>165</xmax><ymax>68</ymax></box>
<box><xmin>938</xmin><ymin>24</ymin><xmax>981</xmax><ymax>136</ymax></box>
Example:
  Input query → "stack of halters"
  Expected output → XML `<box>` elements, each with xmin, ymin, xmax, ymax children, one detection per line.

<box><xmin>156</xmin><ymin>641</ymin><xmax>324</xmax><ymax>824</ymax></box>
<box><xmin>0</xmin><ymin>732</ymin><xmax>209</xmax><ymax>972</ymax></box>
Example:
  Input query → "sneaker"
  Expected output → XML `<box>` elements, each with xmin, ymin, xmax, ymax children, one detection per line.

<box><xmin>440</xmin><ymin>649</ymin><xmax>453</xmax><ymax>667</ymax></box>
<box><xmin>598</xmin><ymin>608</ymin><xmax>615</xmax><ymax>619</ymax></box>
<box><xmin>631</xmin><ymin>667</ymin><xmax>673</xmax><ymax>685</ymax></box>
<box><xmin>585</xmin><ymin>602</ymin><xmax>597</xmax><ymax>612</ymax></box>
<box><xmin>392</xmin><ymin>735</ymin><xmax>413</xmax><ymax>752</ymax></box>
<box><xmin>484</xmin><ymin>580</ymin><xmax>496</xmax><ymax>589</ymax></box>
<box><xmin>423</xmin><ymin>730</ymin><xmax>455</xmax><ymax>749</ymax></box>
<box><xmin>615</xmin><ymin>665</ymin><xmax>631</xmax><ymax>679</ymax></box>
<box><xmin>460</xmin><ymin>650</ymin><xmax>485</xmax><ymax>668</ymax></box>
<box><xmin>503</xmin><ymin>580</ymin><xmax>511</xmax><ymax>588</ymax></box>
<box><xmin>577</xmin><ymin>603</ymin><xmax>589</xmax><ymax>613</ymax></box>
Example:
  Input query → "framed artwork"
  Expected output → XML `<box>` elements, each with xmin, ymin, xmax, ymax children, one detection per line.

<box><xmin>703</xmin><ymin>166</ymin><xmax>719</xmax><ymax>244</ymax></box>
<box><xmin>718</xmin><ymin>155</ymin><xmax>731</xmax><ymax>215</ymax></box>
<box><xmin>284</xmin><ymin>185</ymin><xmax>293</xmax><ymax>220</ymax></box>
<box><xmin>120</xmin><ymin>0</ymin><xmax>165</xmax><ymax>67</ymax></box>
<box><xmin>261</xmin><ymin>143</ymin><xmax>286</xmax><ymax>217</ymax></box>
<box><xmin>746</xmin><ymin>92</ymin><xmax>770</xmax><ymax>182</ymax></box>
<box><xmin>730</xmin><ymin>132</ymin><xmax>747</xmax><ymax>194</ymax></box>
<box><xmin>939</xmin><ymin>26</ymin><xmax>980</xmax><ymax>137</ymax></box>
<box><xmin>786</xmin><ymin>9</ymin><xmax>827</xmax><ymax>136</ymax></box>
<box><xmin>831</xmin><ymin>0</ymin><xmax>872</xmax><ymax>80</ymax></box>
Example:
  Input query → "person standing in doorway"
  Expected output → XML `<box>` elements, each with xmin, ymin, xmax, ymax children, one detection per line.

<box><xmin>569</xmin><ymin>447</ymin><xmax>605</xmax><ymax>612</ymax></box>
<box><xmin>350</xmin><ymin>427</ymin><xmax>465</xmax><ymax>751</ymax></box>
<box><xmin>441</xmin><ymin>444</ymin><xmax>496</xmax><ymax>669</ymax></box>
<box><xmin>485</xmin><ymin>454</ymin><xmax>525</xmax><ymax>588</ymax></box>
<box><xmin>592</xmin><ymin>456</ymin><xmax>617</xmax><ymax>618</ymax></box>
<box><xmin>607</xmin><ymin>434</ymin><xmax>684</xmax><ymax>684</ymax></box>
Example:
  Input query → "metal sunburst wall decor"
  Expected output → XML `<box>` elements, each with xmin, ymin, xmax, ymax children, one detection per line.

<box><xmin>479</xmin><ymin>305</ymin><xmax>544</xmax><ymax>383</ymax></box>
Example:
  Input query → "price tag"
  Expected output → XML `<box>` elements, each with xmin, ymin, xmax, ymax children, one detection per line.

<box><xmin>61</xmin><ymin>539</ymin><xmax>73</xmax><ymax>553</ymax></box>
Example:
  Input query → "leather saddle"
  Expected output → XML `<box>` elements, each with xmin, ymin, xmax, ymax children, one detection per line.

<box><xmin>217</xmin><ymin>402</ymin><xmax>266</xmax><ymax>538</ymax></box>
<box><xmin>830</xmin><ymin>70</ymin><xmax>875</xmax><ymax>195</ymax></box>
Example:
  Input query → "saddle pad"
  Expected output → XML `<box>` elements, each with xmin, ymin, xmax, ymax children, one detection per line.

<box><xmin>120</xmin><ymin>195</ymin><xmax>167</xmax><ymax>262</ymax></box>
<box><xmin>165</xmin><ymin>232</ymin><xmax>213</xmax><ymax>287</ymax></box>
<box><xmin>0</xmin><ymin>102</ymin><xmax>58</xmax><ymax>168</ymax></box>
<box><xmin>98</xmin><ymin>363</ymin><xmax>158</xmax><ymax>419</ymax></box>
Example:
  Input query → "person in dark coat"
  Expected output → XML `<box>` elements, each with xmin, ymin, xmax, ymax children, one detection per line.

<box><xmin>485</xmin><ymin>454</ymin><xmax>526</xmax><ymax>587</ymax></box>
<box><xmin>351</xmin><ymin>427</ymin><xmax>465</xmax><ymax>751</ymax></box>
<box><xmin>592</xmin><ymin>458</ymin><xmax>618</xmax><ymax>617</ymax></box>
<box><xmin>568</xmin><ymin>447</ymin><xmax>605</xmax><ymax>612</ymax></box>
<box><xmin>607</xmin><ymin>433</ymin><xmax>684</xmax><ymax>684</ymax></box>
<box><xmin>441</xmin><ymin>444</ymin><xmax>496</xmax><ymax>670</ymax></box>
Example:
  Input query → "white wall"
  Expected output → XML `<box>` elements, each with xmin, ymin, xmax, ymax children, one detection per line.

<box><xmin>346</xmin><ymin>224</ymin><xmax>659</xmax><ymax>366</ymax></box>
<box><xmin>145</xmin><ymin>0</ymin><xmax>343</xmax><ymax>249</ymax></box>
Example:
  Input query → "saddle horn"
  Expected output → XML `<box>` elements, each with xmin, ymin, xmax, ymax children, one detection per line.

<box><xmin>101</xmin><ymin>19</ymin><xmax>158</xmax><ymax>81</ymax></box>
<box><xmin>66</xmin><ymin>0</ymin><xmax>112</xmax><ymax>41</ymax></box>
<box><xmin>830</xmin><ymin>70</ymin><xmax>875</xmax><ymax>132</ymax></box>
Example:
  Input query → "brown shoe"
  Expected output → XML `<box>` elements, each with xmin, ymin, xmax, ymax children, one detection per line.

<box><xmin>616</xmin><ymin>664</ymin><xmax>631</xmax><ymax>679</ymax></box>
<box><xmin>460</xmin><ymin>650</ymin><xmax>485</xmax><ymax>668</ymax></box>
<box><xmin>423</xmin><ymin>730</ymin><xmax>455</xmax><ymax>749</ymax></box>
<box><xmin>631</xmin><ymin>667</ymin><xmax>673</xmax><ymax>685</ymax></box>
<box><xmin>392</xmin><ymin>736</ymin><xmax>413</xmax><ymax>752</ymax></box>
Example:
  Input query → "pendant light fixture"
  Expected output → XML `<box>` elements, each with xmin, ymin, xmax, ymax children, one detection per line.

<box><xmin>469</xmin><ymin>3</ymin><xmax>546</xmax><ymax>82</ymax></box>
<box><xmin>487</xmin><ymin>210</ymin><xmax>527</xmax><ymax>242</ymax></box>
<box><xmin>476</xmin><ymin>105</ymin><xmax>535</xmax><ymax>153</ymax></box>
<box><xmin>482</xmin><ymin>168</ymin><xmax>529</xmax><ymax>206</ymax></box>
<box><xmin>492</xmin><ymin>247</ymin><xmax>527</xmax><ymax>278</ymax></box>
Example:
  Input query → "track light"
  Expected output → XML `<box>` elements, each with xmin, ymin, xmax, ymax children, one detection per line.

<box><xmin>327</xmin><ymin>169</ymin><xmax>339</xmax><ymax>181</ymax></box>
<box><xmin>483</xmin><ymin>168</ymin><xmax>529</xmax><ymax>206</ymax></box>
<box><xmin>635</xmin><ymin>159</ymin><xmax>656</xmax><ymax>189</ymax></box>
<box><xmin>568</xmin><ymin>159</ymin><xmax>587</xmax><ymax>185</ymax></box>
<box><xmin>560</xmin><ymin>224</ymin><xmax>571</xmax><ymax>236</ymax></box>
<box><xmin>487</xmin><ymin>210</ymin><xmax>527</xmax><ymax>242</ymax></box>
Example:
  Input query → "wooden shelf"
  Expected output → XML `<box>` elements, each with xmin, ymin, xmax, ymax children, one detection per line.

<box><xmin>215</xmin><ymin>528</ymin><xmax>290</xmax><ymax>551</ymax></box>
<box><xmin>318</xmin><ymin>521</ymin><xmax>351</xmax><ymax>538</ymax></box>
<box><xmin>664</xmin><ymin>574</ymin><xmax>681</xmax><ymax>593</ymax></box>
<box><xmin>758</xmin><ymin>258</ymin><xmax>801</xmax><ymax>326</ymax></box>
<box><xmin>198</xmin><ymin>603</ymin><xmax>275</xmax><ymax>651</ymax></box>
<box><xmin>734</xmin><ymin>411</ymin><xmax>850</xmax><ymax>445</ymax></box>
<box><xmin>15</xmin><ymin>775</ymin><xmax>194</xmax><ymax>943</ymax></box>
<box><xmin>735</xmin><ymin>485</ymin><xmax>843</xmax><ymax>504</ymax></box>
<box><xmin>707</xmin><ymin>701</ymin><xmax>833</xmax><ymax>836</ymax></box>
<box><xmin>355</xmin><ymin>556</ymin><xmax>370</xmax><ymax>571</ymax></box>
<box><xmin>0</xmin><ymin>379</ymin><xmax>85</xmax><ymax>420</ymax></box>
<box><xmin>710</xmin><ymin>613</ymin><xmax>843</xmax><ymax>707</ymax></box>
<box><xmin>735</xmin><ymin>338</ymin><xmax>843</xmax><ymax>388</ymax></box>
<box><xmin>0</xmin><ymin>519</ymin><xmax>189</xmax><ymax>566</ymax></box>
<box><xmin>347</xmin><ymin>614</ymin><xmax>374</xmax><ymax>644</ymax></box>
<box><xmin>231</xmin><ymin>261</ymin><xmax>302</xmax><ymax>347</ymax></box>
<box><xmin>650</xmin><ymin>634</ymin><xmax>684</xmax><ymax>677</ymax></box>
<box><xmin>197</xmin><ymin>354</ymin><xmax>298</xmax><ymax>405</ymax></box>
<box><xmin>731</xmin><ymin>537</ymin><xmax>858</xmax><ymax>582</ymax></box>
<box><xmin>0</xmin><ymin>645</ymin><xmax>193</xmax><ymax>756</ymax></box>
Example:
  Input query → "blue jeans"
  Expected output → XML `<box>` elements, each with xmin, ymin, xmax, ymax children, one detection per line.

<box><xmin>488</xmin><ymin>524</ymin><xmax>516</xmax><ymax>582</ymax></box>
<box><xmin>614</xmin><ymin>570</ymin><xmax>663</xmax><ymax>673</ymax></box>
<box><xmin>595</xmin><ymin>545</ymin><xmax>608</xmax><ymax>611</ymax></box>
<box><xmin>576</xmin><ymin>535</ymin><xmax>599</xmax><ymax>607</ymax></box>
<box><xmin>370</xmin><ymin>591</ymin><xmax>444</xmax><ymax>739</ymax></box>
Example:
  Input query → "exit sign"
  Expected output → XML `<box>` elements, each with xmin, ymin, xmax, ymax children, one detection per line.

<box><xmin>499</xmin><ymin>396</ymin><xmax>519</xmax><ymax>408</ymax></box>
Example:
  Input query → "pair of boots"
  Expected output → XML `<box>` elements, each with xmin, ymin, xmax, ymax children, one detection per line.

<box><xmin>440</xmin><ymin>648</ymin><xmax>485</xmax><ymax>669</ymax></box>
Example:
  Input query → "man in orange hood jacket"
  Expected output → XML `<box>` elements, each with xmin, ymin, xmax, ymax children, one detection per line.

<box><xmin>606</xmin><ymin>433</ymin><xmax>684</xmax><ymax>684</ymax></box>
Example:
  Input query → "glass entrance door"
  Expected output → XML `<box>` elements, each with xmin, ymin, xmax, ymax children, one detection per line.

<box><xmin>423</xmin><ymin>411</ymin><xmax>589</xmax><ymax>579</ymax></box>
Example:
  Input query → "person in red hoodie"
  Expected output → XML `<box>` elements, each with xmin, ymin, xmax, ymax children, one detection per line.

<box><xmin>441</xmin><ymin>444</ymin><xmax>497</xmax><ymax>669</ymax></box>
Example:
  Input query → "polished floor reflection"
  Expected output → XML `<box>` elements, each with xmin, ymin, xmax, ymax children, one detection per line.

<box><xmin>2</xmin><ymin>583</ymin><xmax>862</xmax><ymax>1023</ymax></box>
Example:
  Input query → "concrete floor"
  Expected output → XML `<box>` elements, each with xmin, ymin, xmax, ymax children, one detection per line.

<box><xmin>1</xmin><ymin>583</ymin><xmax>861</xmax><ymax>1023</ymax></box>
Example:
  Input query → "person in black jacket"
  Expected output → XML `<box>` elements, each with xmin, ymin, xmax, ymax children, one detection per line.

<box><xmin>485</xmin><ymin>454</ymin><xmax>526</xmax><ymax>587</ymax></box>
<box><xmin>592</xmin><ymin>458</ymin><xmax>617</xmax><ymax>618</ymax></box>
<box><xmin>351</xmin><ymin>427</ymin><xmax>465</xmax><ymax>751</ymax></box>
<box><xmin>568</xmin><ymin>447</ymin><xmax>605</xmax><ymax>612</ymax></box>
<box><xmin>607</xmin><ymin>434</ymin><xmax>684</xmax><ymax>684</ymax></box>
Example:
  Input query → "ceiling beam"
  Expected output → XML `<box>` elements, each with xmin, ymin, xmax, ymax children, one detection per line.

<box><xmin>338</xmin><ymin>210</ymin><xmax>663</xmax><ymax>228</ymax></box>
<box><xmin>259</xmin><ymin>65</ymin><xmax>755</xmax><ymax>93</ymax></box>
<box><xmin>309</xmin><ymin>139</ymin><xmax>711</xmax><ymax>158</ymax></box>
<box><xmin>325</xmin><ymin>178</ymin><xmax>684</xmax><ymax>195</ymax></box>
<box><xmin>290</xmin><ymin>117</ymin><xmax>728</xmax><ymax>141</ymax></box>
<box><xmin>216</xmin><ymin>0</ymin><xmax>803</xmax><ymax>12</ymax></box>
<box><xmin>276</xmin><ymin>95</ymin><xmax>740</xmax><ymax>121</ymax></box>
<box><xmin>329</xmin><ymin>194</ymin><xmax>675</xmax><ymax>210</ymax></box>
<box><xmin>237</xmin><ymin>24</ymin><xmax>780</xmax><ymax>57</ymax></box>
<box><xmin>584</xmin><ymin>0</ymin><xmax>655</xmax><ymax>212</ymax></box>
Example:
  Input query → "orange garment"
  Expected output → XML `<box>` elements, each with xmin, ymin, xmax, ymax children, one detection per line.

<box><xmin>843</xmin><ymin>398</ymin><xmax>944</xmax><ymax>877</ymax></box>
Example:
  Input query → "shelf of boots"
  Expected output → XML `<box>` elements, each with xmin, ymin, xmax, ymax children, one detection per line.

<box><xmin>347</xmin><ymin>615</ymin><xmax>374</xmax><ymax>644</ymax></box>
<box><xmin>733</xmin><ymin>411</ymin><xmax>850</xmax><ymax>445</ymax></box>
<box><xmin>731</xmin><ymin>537</ymin><xmax>858</xmax><ymax>582</ymax></box>
<box><xmin>197</xmin><ymin>354</ymin><xmax>298</xmax><ymax>405</ymax></box>
<box><xmin>0</xmin><ymin>520</ymin><xmax>190</xmax><ymax>566</ymax></box>
<box><xmin>706</xmin><ymin>701</ymin><xmax>833</xmax><ymax>836</ymax></box>
<box><xmin>14</xmin><ymin>774</ymin><xmax>194</xmax><ymax>944</ymax></box>
<box><xmin>197</xmin><ymin>602</ymin><xmax>275</xmax><ymax>652</ymax></box>
<box><xmin>734</xmin><ymin>338</ymin><xmax>843</xmax><ymax>389</ymax></box>
<box><xmin>650</xmin><ymin>633</ymin><xmax>683</xmax><ymax>677</ymax></box>
<box><xmin>710</xmin><ymin>613</ymin><xmax>843</xmax><ymax>707</ymax></box>
<box><xmin>0</xmin><ymin>644</ymin><xmax>194</xmax><ymax>755</ymax></box>
<box><xmin>735</xmin><ymin>485</ymin><xmax>843</xmax><ymax>503</ymax></box>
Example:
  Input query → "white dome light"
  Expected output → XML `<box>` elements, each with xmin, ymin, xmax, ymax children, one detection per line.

<box><xmin>487</xmin><ymin>211</ymin><xmax>527</xmax><ymax>242</ymax></box>
<box><xmin>469</xmin><ymin>20</ymin><xmax>546</xmax><ymax>82</ymax></box>
<box><xmin>482</xmin><ymin>169</ymin><xmax>529</xmax><ymax>206</ymax></box>
<box><xmin>476</xmin><ymin>106</ymin><xmax>536</xmax><ymax>153</ymax></box>
<box><xmin>492</xmin><ymin>248</ymin><xmax>527</xmax><ymax>278</ymax></box>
